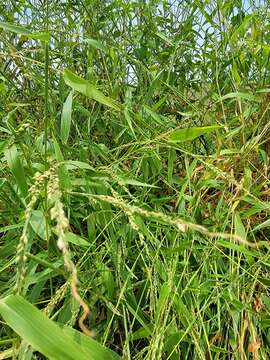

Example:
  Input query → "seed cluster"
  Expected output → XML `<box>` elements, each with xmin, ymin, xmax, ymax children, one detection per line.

<box><xmin>14</xmin><ymin>165</ymin><xmax>93</xmax><ymax>336</ymax></box>
<box><xmin>48</xmin><ymin>169</ymin><xmax>94</xmax><ymax>337</ymax></box>
<box><xmin>14</xmin><ymin>169</ymin><xmax>52</xmax><ymax>294</ymax></box>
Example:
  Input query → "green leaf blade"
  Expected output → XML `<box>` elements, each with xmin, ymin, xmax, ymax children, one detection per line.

<box><xmin>0</xmin><ymin>295</ymin><xmax>121</xmax><ymax>360</ymax></box>
<box><xmin>63</xmin><ymin>69</ymin><xmax>121</xmax><ymax>111</ymax></box>
<box><xmin>84</xmin><ymin>38</ymin><xmax>109</xmax><ymax>53</ymax></box>
<box><xmin>5</xmin><ymin>145</ymin><xmax>28</xmax><ymax>198</ymax></box>
<box><xmin>0</xmin><ymin>295</ymin><xmax>89</xmax><ymax>360</ymax></box>
<box><xmin>0</xmin><ymin>21</ymin><xmax>50</xmax><ymax>41</ymax></box>
<box><xmin>168</xmin><ymin>125</ymin><xmax>221</xmax><ymax>142</ymax></box>
<box><xmin>61</xmin><ymin>91</ymin><xmax>73</xmax><ymax>144</ymax></box>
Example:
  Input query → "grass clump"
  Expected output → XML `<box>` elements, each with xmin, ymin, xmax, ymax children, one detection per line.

<box><xmin>1</xmin><ymin>1</ymin><xmax>270</xmax><ymax>359</ymax></box>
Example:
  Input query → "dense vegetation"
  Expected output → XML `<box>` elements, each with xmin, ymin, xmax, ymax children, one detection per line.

<box><xmin>1</xmin><ymin>0</ymin><xmax>270</xmax><ymax>359</ymax></box>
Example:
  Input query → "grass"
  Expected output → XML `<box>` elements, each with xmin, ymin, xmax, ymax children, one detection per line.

<box><xmin>0</xmin><ymin>0</ymin><xmax>270</xmax><ymax>359</ymax></box>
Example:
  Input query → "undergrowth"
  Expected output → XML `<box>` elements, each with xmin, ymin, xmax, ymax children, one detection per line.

<box><xmin>0</xmin><ymin>1</ymin><xmax>270</xmax><ymax>359</ymax></box>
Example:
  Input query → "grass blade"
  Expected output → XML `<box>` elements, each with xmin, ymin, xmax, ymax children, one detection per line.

<box><xmin>62</xmin><ymin>327</ymin><xmax>121</xmax><ymax>360</ymax></box>
<box><xmin>168</xmin><ymin>126</ymin><xmax>221</xmax><ymax>142</ymax></box>
<box><xmin>84</xmin><ymin>38</ymin><xmax>109</xmax><ymax>53</ymax></box>
<box><xmin>0</xmin><ymin>21</ymin><xmax>50</xmax><ymax>41</ymax></box>
<box><xmin>0</xmin><ymin>295</ymin><xmax>89</xmax><ymax>360</ymax></box>
<box><xmin>5</xmin><ymin>145</ymin><xmax>28</xmax><ymax>198</ymax></box>
<box><xmin>63</xmin><ymin>69</ymin><xmax>121</xmax><ymax>111</ymax></box>
<box><xmin>60</xmin><ymin>91</ymin><xmax>73</xmax><ymax>144</ymax></box>
<box><xmin>0</xmin><ymin>295</ymin><xmax>120</xmax><ymax>360</ymax></box>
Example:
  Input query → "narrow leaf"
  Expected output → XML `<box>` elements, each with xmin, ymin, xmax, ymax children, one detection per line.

<box><xmin>119</xmin><ymin>177</ymin><xmax>158</xmax><ymax>188</ymax></box>
<box><xmin>156</xmin><ymin>283</ymin><xmax>170</xmax><ymax>317</ymax></box>
<box><xmin>53</xmin><ymin>138</ymin><xmax>71</xmax><ymax>191</ymax></box>
<box><xmin>253</xmin><ymin>218</ymin><xmax>270</xmax><ymax>231</ymax></box>
<box><xmin>168</xmin><ymin>126</ymin><xmax>221</xmax><ymax>142</ymax></box>
<box><xmin>63</xmin><ymin>69</ymin><xmax>121</xmax><ymax>111</ymax></box>
<box><xmin>218</xmin><ymin>92</ymin><xmax>261</xmax><ymax>103</ymax></box>
<box><xmin>65</xmin><ymin>232</ymin><xmax>90</xmax><ymax>247</ymax></box>
<box><xmin>130</xmin><ymin>325</ymin><xmax>153</xmax><ymax>340</ymax></box>
<box><xmin>30</xmin><ymin>210</ymin><xmax>50</xmax><ymax>240</ymax></box>
<box><xmin>234</xmin><ymin>212</ymin><xmax>246</xmax><ymax>239</ymax></box>
<box><xmin>61</xmin><ymin>91</ymin><xmax>73</xmax><ymax>144</ymax></box>
<box><xmin>155</xmin><ymin>31</ymin><xmax>173</xmax><ymax>45</ymax></box>
<box><xmin>5</xmin><ymin>145</ymin><xmax>28</xmax><ymax>198</ymax></box>
<box><xmin>0</xmin><ymin>295</ymin><xmax>120</xmax><ymax>360</ymax></box>
<box><xmin>0</xmin><ymin>21</ymin><xmax>50</xmax><ymax>41</ymax></box>
<box><xmin>63</xmin><ymin>160</ymin><xmax>95</xmax><ymax>171</ymax></box>
<box><xmin>0</xmin><ymin>295</ymin><xmax>89</xmax><ymax>360</ymax></box>
<box><xmin>230</xmin><ymin>14</ymin><xmax>254</xmax><ymax>42</ymax></box>
<box><xmin>84</xmin><ymin>38</ymin><xmax>108</xmax><ymax>53</ymax></box>
<box><xmin>63</xmin><ymin>327</ymin><xmax>121</xmax><ymax>360</ymax></box>
<box><xmin>217</xmin><ymin>240</ymin><xmax>260</xmax><ymax>258</ymax></box>
<box><xmin>123</xmin><ymin>109</ymin><xmax>136</xmax><ymax>138</ymax></box>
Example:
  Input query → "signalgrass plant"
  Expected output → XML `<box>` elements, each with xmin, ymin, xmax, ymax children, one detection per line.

<box><xmin>0</xmin><ymin>1</ymin><xmax>270</xmax><ymax>359</ymax></box>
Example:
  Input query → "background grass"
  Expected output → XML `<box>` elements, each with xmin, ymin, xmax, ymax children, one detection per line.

<box><xmin>1</xmin><ymin>0</ymin><xmax>270</xmax><ymax>359</ymax></box>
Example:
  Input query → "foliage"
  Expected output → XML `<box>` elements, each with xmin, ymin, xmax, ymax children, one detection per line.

<box><xmin>0</xmin><ymin>1</ymin><xmax>270</xmax><ymax>359</ymax></box>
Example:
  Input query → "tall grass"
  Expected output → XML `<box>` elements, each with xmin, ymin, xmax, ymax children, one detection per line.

<box><xmin>0</xmin><ymin>1</ymin><xmax>270</xmax><ymax>359</ymax></box>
